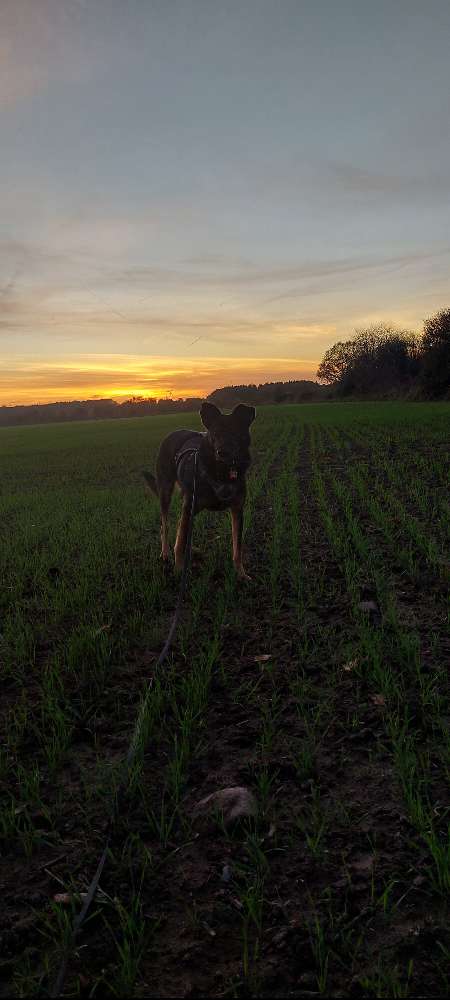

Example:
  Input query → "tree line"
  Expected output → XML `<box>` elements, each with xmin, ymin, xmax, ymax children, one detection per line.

<box><xmin>316</xmin><ymin>307</ymin><xmax>450</xmax><ymax>398</ymax></box>
<box><xmin>207</xmin><ymin>380</ymin><xmax>326</xmax><ymax>407</ymax></box>
<box><xmin>0</xmin><ymin>381</ymin><xmax>326</xmax><ymax>428</ymax></box>
<box><xmin>0</xmin><ymin>395</ymin><xmax>204</xmax><ymax>428</ymax></box>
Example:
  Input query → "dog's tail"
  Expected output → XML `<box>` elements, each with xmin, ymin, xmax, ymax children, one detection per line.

<box><xmin>142</xmin><ymin>471</ymin><xmax>158</xmax><ymax>496</ymax></box>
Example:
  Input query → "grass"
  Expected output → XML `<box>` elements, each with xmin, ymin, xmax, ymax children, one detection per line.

<box><xmin>0</xmin><ymin>401</ymin><xmax>449</xmax><ymax>996</ymax></box>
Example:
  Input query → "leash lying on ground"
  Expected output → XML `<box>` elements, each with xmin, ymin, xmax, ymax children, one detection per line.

<box><xmin>50</xmin><ymin>453</ymin><xmax>198</xmax><ymax>998</ymax></box>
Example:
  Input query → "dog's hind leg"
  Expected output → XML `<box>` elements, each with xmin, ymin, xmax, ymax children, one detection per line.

<box><xmin>144</xmin><ymin>467</ymin><xmax>174</xmax><ymax>562</ymax></box>
<box><xmin>174</xmin><ymin>495</ymin><xmax>191</xmax><ymax>573</ymax></box>
<box><xmin>159</xmin><ymin>480</ymin><xmax>175</xmax><ymax>562</ymax></box>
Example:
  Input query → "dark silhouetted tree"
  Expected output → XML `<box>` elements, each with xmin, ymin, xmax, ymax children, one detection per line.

<box><xmin>316</xmin><ymin>340</ymin><xmax>355</xmax><ymax>385</ymax></box>
<box><xmin>316</xmin><ymin>323</ymin><xmax>420</xmax><ymax>396</ymax></box>
<box><xmin>420</xmin><ymin>308</ymin><xmax>450</xmax><ymax>397</ymax></box>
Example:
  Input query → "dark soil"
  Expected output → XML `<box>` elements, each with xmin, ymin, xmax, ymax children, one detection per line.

<box><xmin>1</xmin><ymin>426</ymin><xmax>449</xmax><ymax>998</ymax></box>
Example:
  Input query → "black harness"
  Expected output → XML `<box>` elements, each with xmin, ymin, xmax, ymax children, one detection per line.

<box><xmin>174</xmin><ymin>437</ymin><xmax>239</xmax><ymax>502</ymax></box>
<box><xmin>174</xmin><ymin>436</ymin><xmax>205</xmax><ymax>469</ymax></box>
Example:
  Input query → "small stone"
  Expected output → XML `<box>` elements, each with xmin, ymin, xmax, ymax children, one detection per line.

<box><xmin>370</xmin><ymin>693</ymin><xmax>386</xmax><ymax>707</ymax></box>
<box><xmin>359</xmin><ymin>600</ymin><xmax>379</xmax><ymax>613</ymax></box>
<box><xmin>193</xmin><ymin>786</ymin><xmax>258</xmax><ymax>827</ymax></box>
<box><xmin>222</xmin><ymin>864</ymin><xmax>232</xmax><ymax>883</ymax></box>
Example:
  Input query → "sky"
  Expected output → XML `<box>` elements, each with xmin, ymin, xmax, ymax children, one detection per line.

<box><xmin>1</xmin><ymin>0</ymin><xmax>450</xmax><ymax>404</ymax></box>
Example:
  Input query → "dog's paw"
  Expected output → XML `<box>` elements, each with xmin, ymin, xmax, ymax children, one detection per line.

<box><xmin>237</xmin><ymin>568</ymin><xmax>252</xmax><ymax>582</ymax></box>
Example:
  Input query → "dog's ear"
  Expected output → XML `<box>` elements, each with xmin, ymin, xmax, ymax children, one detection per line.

<box><xmin>200</xmin><ymin>402</ymin><xmax>221</xmax><ymax>429</ymax></box>
<box><xmin>232</xmin><ymin>404</ymin><xmax>256</xmax><ymax>427</ymax></box>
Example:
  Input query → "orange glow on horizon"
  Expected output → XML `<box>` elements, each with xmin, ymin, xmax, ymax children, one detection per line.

<box><xmin>0</xmin><ymin>355</ymin><xmax>319</xmax><ymax>407</ymax></box>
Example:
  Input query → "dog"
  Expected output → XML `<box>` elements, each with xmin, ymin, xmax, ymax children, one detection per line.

<box><xmin>143</xmin><ymin>402</ymin><xmax>256</xmax><ymax>579</ymax></box>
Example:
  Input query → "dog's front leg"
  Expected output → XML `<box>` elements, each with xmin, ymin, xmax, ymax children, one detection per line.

<box><xmin>174</xmin><ymin>496</ymin><xmax>191</xmax><ymax>573</ymax></box>
<box><xmin>231</xmin><ymin>502</ymin><xmax>251</xmax><ymax>580</ymax></box>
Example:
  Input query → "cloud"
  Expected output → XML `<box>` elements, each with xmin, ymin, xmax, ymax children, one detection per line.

<box><xmin>326</xmin><ymin>161</ymin><xmax>450</xmax><ymax>202</ymax></box>
<box><xmin>108</xmin><ymin>245</ymin><xmax>450</xmax><ymax>294</ymax></box>
<box><xmin>0</xmin><ymin>261</ymin><xmax>24</xmax><ymax>300</ymax></box>
<box><xmin>0</xmin><ymin>274</ymin><xmax>335</xmax><ymax>359</ymax></box>
<box><xmin>0</xmin><ymin>0</ymin><xmax>113</xmax><ymax>108</ymax></box>
<box><xmin>1</xmin><ymin>234</ymin><xmax>448</xmax><ymax>381</ymax></box>
<box><xmin>3</xmin><ymin>235</ymin><xmax>449</xmax><ymax>325</ymax></box>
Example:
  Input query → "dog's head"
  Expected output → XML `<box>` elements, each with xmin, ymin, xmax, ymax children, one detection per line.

<box><xmin>200</xmin><ymin>402</ymin><xmax>255</xmax><ymax>480</ymax></box>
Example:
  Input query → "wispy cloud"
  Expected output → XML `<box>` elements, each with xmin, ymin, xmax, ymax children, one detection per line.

<box><xmin>326</xmin><ymin>161</ymin><xmax>450</xmax><ymax>202</ymax></box>
<box><xmin>116</xmin><ymin>247</ymin><xmax>450</xmax><ymax>291</ymax></box>
<box><xmin>2</xmin><ymin>232</ymin><xmax>449</xmax><ymax>381</ymax></box>
<box><xmin>4</xmin><ymin>235</ymin><xmax>448</xmax><ymax>315</ymax></box>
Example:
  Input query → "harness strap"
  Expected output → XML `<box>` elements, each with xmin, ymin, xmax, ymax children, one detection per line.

<box><xmin>175</xmin><ymin>441</ymin><xmax>238</xmax><ymax>495</ymax></box>
<box><xmin>174</xmin><ymin>444</ymin><xmax>200</xmax><ymax>467</ymax></box>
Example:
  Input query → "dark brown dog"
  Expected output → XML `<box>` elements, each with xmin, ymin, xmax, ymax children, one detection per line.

<box><xmin>144</xmin><ymin>402</ymin><xmax>255</xmax><ymax>578</ymax></box>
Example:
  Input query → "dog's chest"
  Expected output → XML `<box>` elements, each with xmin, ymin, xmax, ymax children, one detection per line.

<box><xmin>175</xmin><ymin>441</ymin><xmax>244</xmax><ymax>511</ymax></box>
<box><xmin>197</xmin><ymin>475</ymin><xmax>241</xmax><ymax>511</ymax></box>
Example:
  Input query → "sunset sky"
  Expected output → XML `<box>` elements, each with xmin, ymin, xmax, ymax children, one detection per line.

<box><xmin>1</xmin><ymin>0</ymin><xmax>450</xmax><ymax>405</ymax></box>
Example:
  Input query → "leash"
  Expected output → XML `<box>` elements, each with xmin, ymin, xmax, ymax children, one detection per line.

<box><xmin>50</xmin><ymin>453</ymin><xmax>199</xmax><ymax>998</ymax></box>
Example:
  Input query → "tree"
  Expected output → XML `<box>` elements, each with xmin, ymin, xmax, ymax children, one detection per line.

<box><xmin>316</xmin><ymin>340</ymin><xmax>355</xmax><ymax>384</ymax></box>
<box><xmin>316</xmin><ymin>323</ymin><xmax>420</xmax><ymax>395</ymax></box>
<box><xmin>420</xmin><ymin>308</ymin><xmax>450</xmax><ymax>397</ymax></box>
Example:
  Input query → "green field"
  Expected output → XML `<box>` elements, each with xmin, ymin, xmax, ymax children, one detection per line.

<box><xmin>1</xmin><ymin>402</ymin><xmax>449</xmax><ymax>997</ymax></box>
